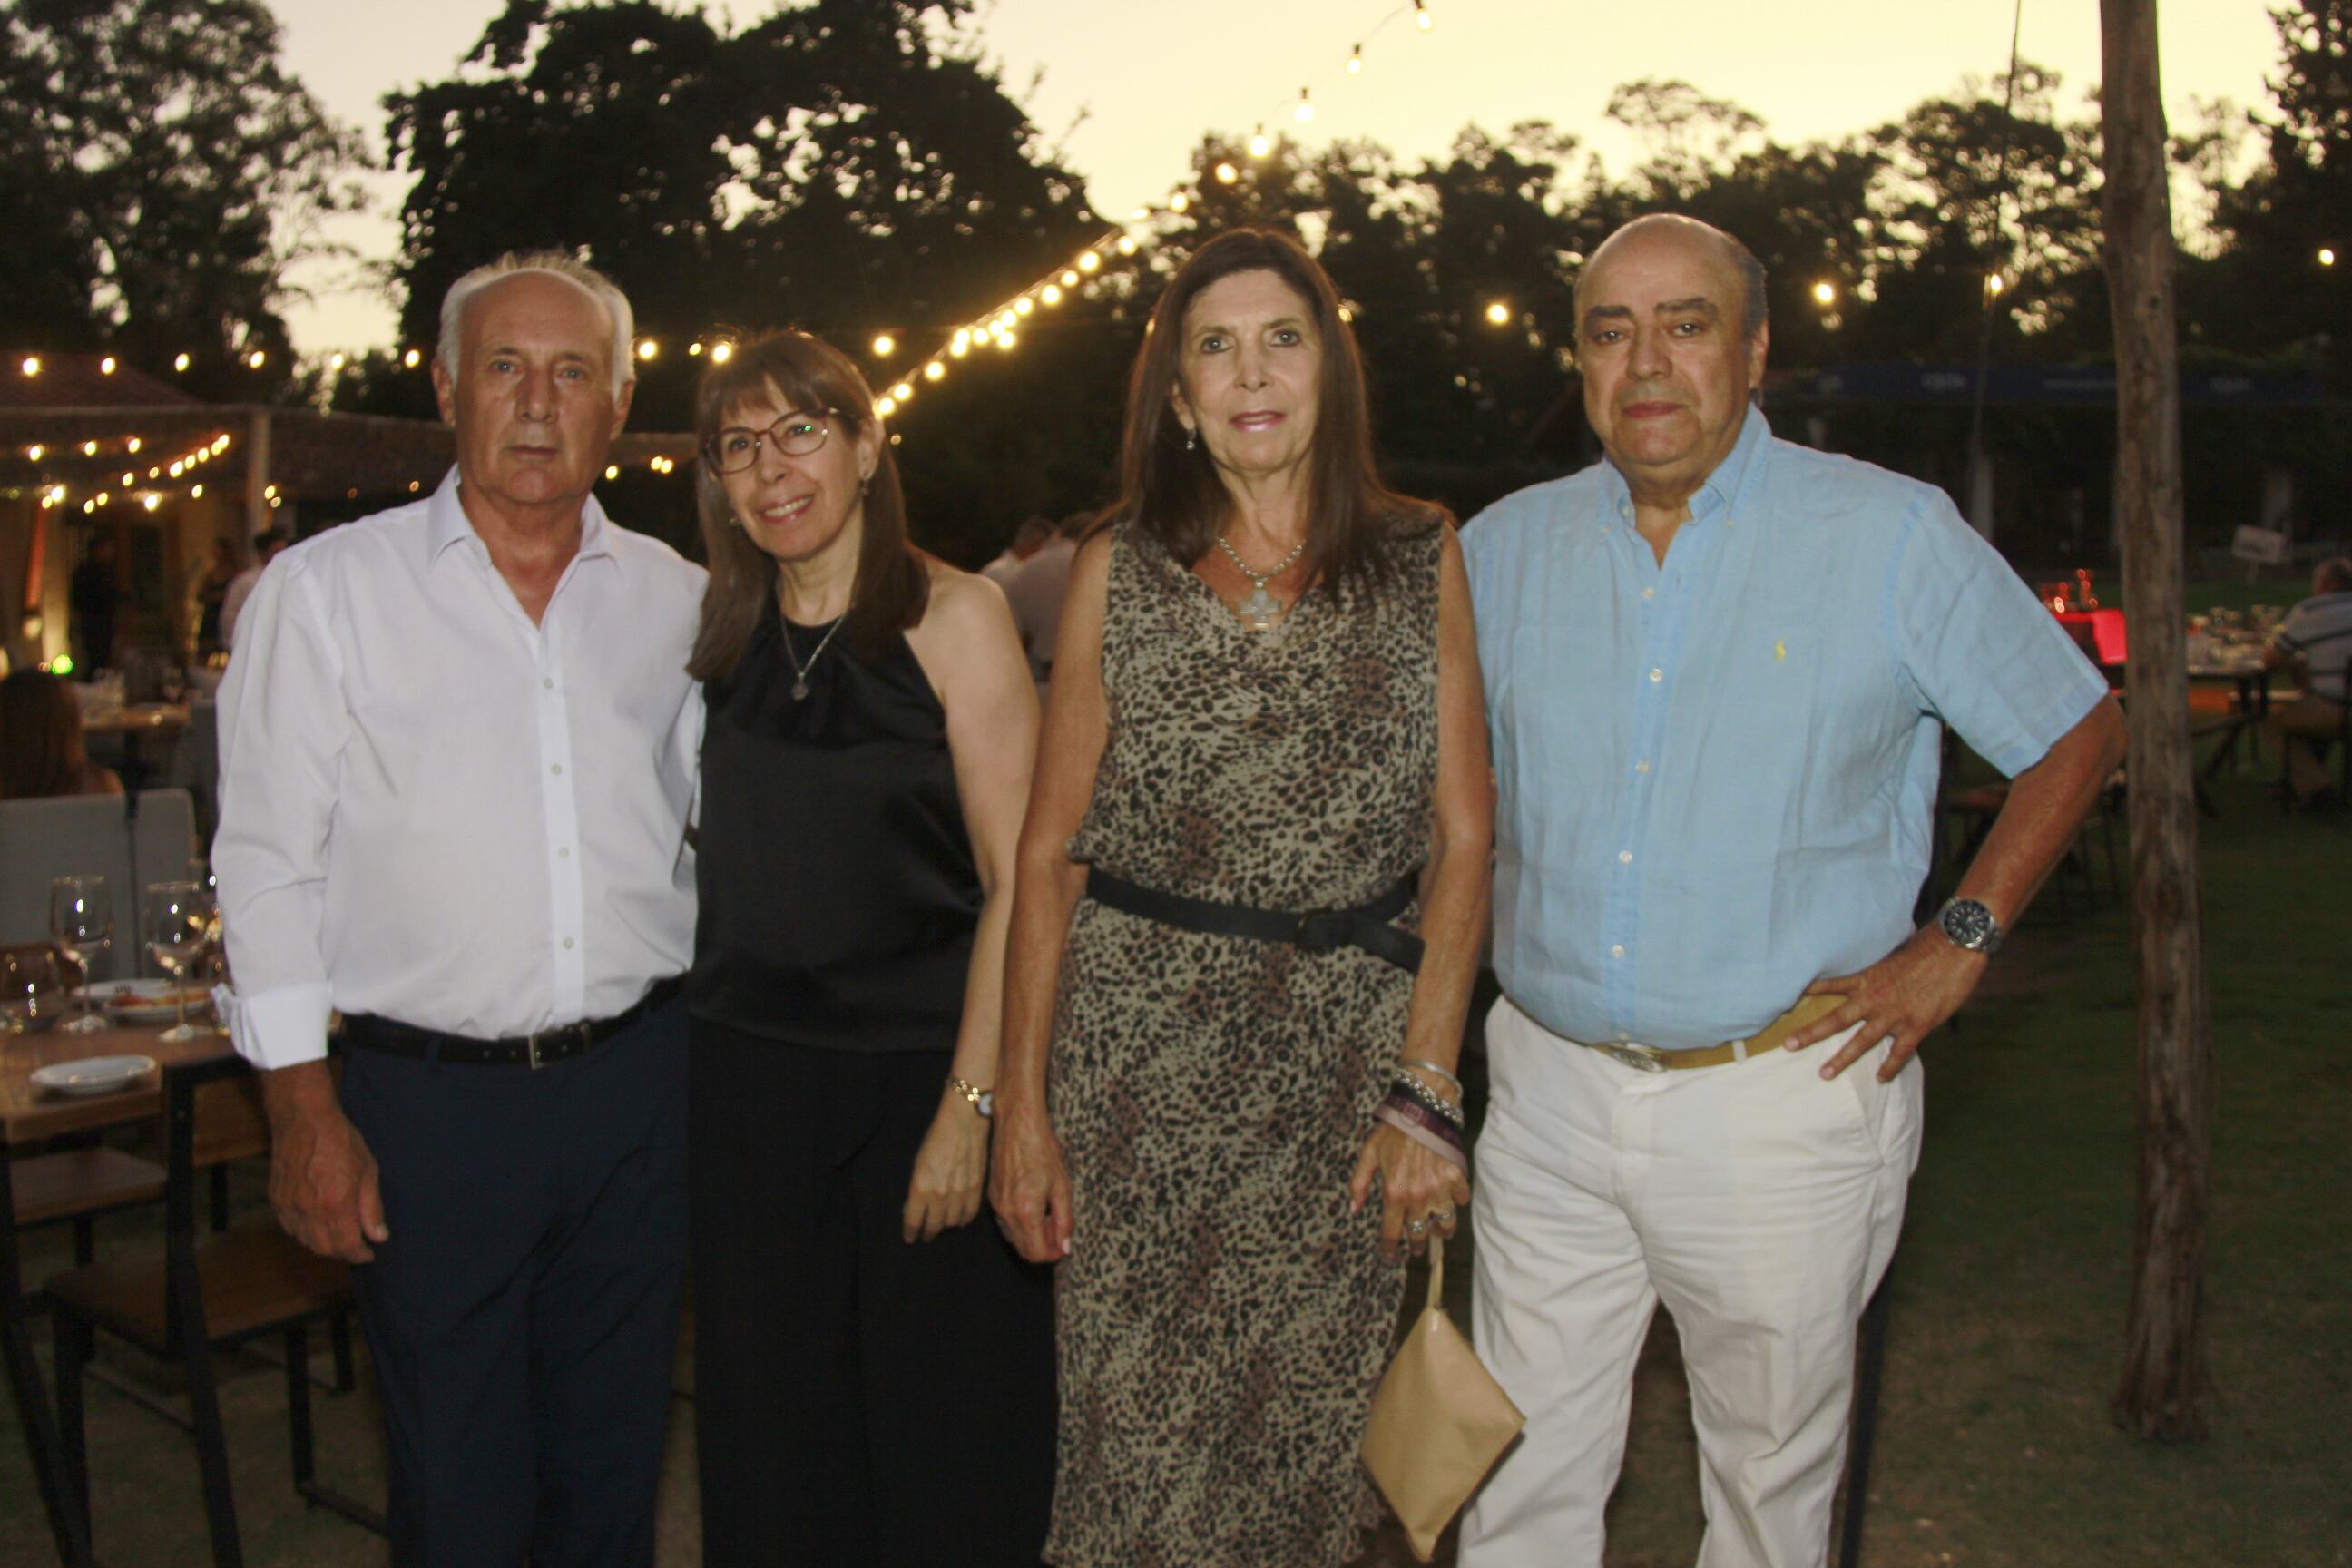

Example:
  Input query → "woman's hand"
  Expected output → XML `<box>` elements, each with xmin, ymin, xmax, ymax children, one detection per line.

<box><xmin>989</xmin><ymin>1101</ymin><xmax>1074</xmax><ymax>1263</ymax></box>
<box><xmin>902</xmin><ymin>1090</ymin><xmax>990</xmax><ymax>1243</ymax></box>
<box><xmin>1349</xmin><ymin>1125</ymin><xmax>1470</xmax><ymax>1263</ymax></box>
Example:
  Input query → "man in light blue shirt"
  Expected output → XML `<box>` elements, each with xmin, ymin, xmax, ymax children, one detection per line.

<box><xmin>1456</xmin><ymin>215</ymin><xmax>2123</xmax><ymax>1568</ymax></box>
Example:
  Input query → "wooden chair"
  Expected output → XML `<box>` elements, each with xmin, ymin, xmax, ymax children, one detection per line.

<box><xmin>43</xmin><ymin>1054</ymin><xmax>381</xmax><ymax>1567</ymax></box>
<box><xmin>1</xmin><ymin>944</ymin><xmax>166</xmax><ymax>1270</ymax></box>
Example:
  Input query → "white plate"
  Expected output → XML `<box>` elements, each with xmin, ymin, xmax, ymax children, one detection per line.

<box><xmin>90</xmin><ymin>979</ymin><xmax>211</xmax><ymax>1024</ymax></box>
<box><xmin>30</xmin><ymin>1054</ymin><xmax>157</xmax><ymax>1097</ymax></box>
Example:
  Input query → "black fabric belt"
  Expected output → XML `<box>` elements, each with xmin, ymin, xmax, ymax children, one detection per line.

<box><xmin>1083</xmin><ymin>867</ymin><xmax>1424</xmax><ymax>975</ymax></box>
<box><xmin>340</xmin><ymin>976</ymin><xmax>683</xmax><ymax>1069</ymax></box>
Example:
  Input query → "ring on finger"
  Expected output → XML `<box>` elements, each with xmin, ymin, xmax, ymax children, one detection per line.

<box><xmin>1405</xmin><ymin>1216</ymin><xmax>1428</xmax><ymax>1236</ymax></box>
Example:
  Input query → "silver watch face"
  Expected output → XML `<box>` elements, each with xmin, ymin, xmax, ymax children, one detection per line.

<box><xmin>1939</xmin><ymin>898</ymin><xmax>1999</xmax><ymax>952</ymax></box>
<box><xmin>976</xmin><ymin>1090</ymin><xmax>995</xmax><ymax>1119</ymax></box>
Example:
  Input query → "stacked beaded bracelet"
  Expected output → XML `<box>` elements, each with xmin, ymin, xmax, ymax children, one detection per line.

<box><xmin>1388</xmin><ymin>1067</ymin><xmax>1465</xmax><ymax>1128</ymax></box>
<box><xmin>1376</xmin><ymin>1093</ymin><xmax>1465</xmax><ymax>1161</ymax></box>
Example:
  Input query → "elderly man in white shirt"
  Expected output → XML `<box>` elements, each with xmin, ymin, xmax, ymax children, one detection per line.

<box><xmin>213</xmin><ymin>251</ymin><xmax>705</xmax><ymax>1568</ymax></box>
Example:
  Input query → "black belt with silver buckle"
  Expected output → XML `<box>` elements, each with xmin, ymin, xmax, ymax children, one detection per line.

<box><xmin>1083</xmin><ymin>867</ymin><xmax>1424</xmax><ymax>974</ymax></box>
<box><xmin>340</xmin><ymin>976</ymin><xmax>682</xmax><ymax>1069</ymax></box>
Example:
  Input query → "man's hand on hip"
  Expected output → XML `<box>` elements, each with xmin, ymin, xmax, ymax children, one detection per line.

<box><xmin>259</xmin><ymin>1059</ymin><xmax>389</xmax><ymax>1263</ymax></box>
<box><xmin>1787</xmin><ymin>926</ymin><xmax>1989</xmax><ymax>1083</ymax></box>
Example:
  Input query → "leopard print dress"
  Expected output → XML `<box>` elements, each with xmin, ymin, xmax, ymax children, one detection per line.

<box><xmin>1044</xmin><ymin>516</ymin><xmax>1442</xmax><ymax>1568</ymax></box>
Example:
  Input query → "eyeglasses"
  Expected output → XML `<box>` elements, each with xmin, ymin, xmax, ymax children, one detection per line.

<box><xmin>701</xmin><ymin>409</ymin><xmax>839</xmax><ymax>474</ymax></box>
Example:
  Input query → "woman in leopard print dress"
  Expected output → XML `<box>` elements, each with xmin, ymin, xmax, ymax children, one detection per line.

<box><xmin>991</xmin><ymin>228</ymin><xmax>1494</xmax><ymax>1567</ymax></box>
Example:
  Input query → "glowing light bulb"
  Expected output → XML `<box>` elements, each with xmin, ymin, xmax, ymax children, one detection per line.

<box><xmin>1485</xmin><ymin>300</ymin><xmax>1512</xmax><ymax>326</ymax></box>
<box><xmin>1295</xmin><ymin>88</ymin><xmax>1314</xmax><ymax>123</ymax></box>
<box><xmin>1079</xmin><ymin>251</ymin><xmax>1102</xmax><ymax>273</ymax></box>
<box><xmin>924</xmin><ymin>361</ymin><xmax>945</xmax><ymax>381</ymax></box>
<box><xmin>1249</xmin><ymin>127</ymin><xmax>1271</xmax><ymax>159</ymax></box>
<box><xmin>1415</xmin><ymin>0</ymin><xmax>1433</xmax><ymax>29</ymax></box>
<box><xmin>82</xmin><ymin>441</ymin><xmax>98</xmax><ymax>456</ymax></box>
<box><xmin>710</xmin><ymin>342</ymin><xmax>735</xmax><ymax>364</ymax></box>
<box><xmin>1812</xmin><ymin>281</ymin><xmax>1837</xmax><ymax>305</ymax></box>
<box><xmin>190</xmin><ymin>484</ymin><xmax>202</xmax><ymax>498</ymax></box>
<box><xmin>1985</xmin><ymin>273</ymin><xmax>2006</xmax><ymax>296</ymax></box>
<box><xmin>876</xmin><ymin>396</ymin><xmax>897</xmax><ymax>416</ymax></box>
<box><xmin>604</xmin><ymin>465</ymin><xmax>620</xmax><ymax>480</ymax></box>
<box><xmin>891</xmin><ymin>382</ymin><xmax>913</xmax><ymax>402</ymax></box>
<box><xmin>1214</xmin><ymin>162</ymin><xmax>1239</xmax><ymax>184</ymax></box>
<box><xmin>1014</xmin><ymin>297</ymin><xmax>1034</xmax><ymax>317</ymax></box>
<box><xmin>873</xmin><ymin>334</ymin><xmax>897</xmax><ymax>357</ymax></box>
<box><xmin>1060</xmin><ymin>270</ymin><xmax>1080</xmax><ymax>287</ymax></box>
<box><xmin>1348</xmin><ymin>45</ymin><xmax>1363</xmax><ymax>74</ymax></box>
<box><xmin>25</xmin><ymin>445</ymin><xmax>43</xmax><ymax>461</ymax></box>
<box><xmin>635</xmin><ymin>338</ymin><xmax>658</xmax><ymax>361</ymax></box>
<box><xmin>99</xmin><ymin>356</ymin><xmax>117</xmax><ymax>374</ymax></box>
<box><xmin>142</xmin><ymin>494</ymin><xmax>161</xmax><ymax>512</ymax></box>
<box><xmin>248</xmin><ymin>350</ymin><xmax>267</xmax><ymax>368</ymax></box>
<box><xmin>2322</xmin><ymin>247</ymin><xmax>2338</xmax><ymax>267</ymax></box>
<box><xmin>1170</xmin><ymin>191</ymin><xmax>1190</xmax><ymax>213</ymax></box>
<box><xmin>19</xmin><ymin>357</ymin><xmax>38</xmax><ymax>377</ymax></box>
<box><xmin>1117</xmin><ymin>236</ymin><xmax>1138</xmax><ymax>255</ymax></box>
<box><xmin>174</xmin><ymin>353</ymin><xmax>191</xmax><ymax>372</ymax></box>
<box><xmin>1042</xmin><ymin>284</ymin><xmax>1063</xmax><ymax>306</ymax></box>
<box><xmin>403</xmin><ymin>348</ymin><xmax>421</xmax><ymax>368</ymax></box>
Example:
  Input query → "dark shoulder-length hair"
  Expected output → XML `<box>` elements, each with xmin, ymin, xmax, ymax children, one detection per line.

<box><xmin>1115</xmin><ymin>226</ymin><xmax>1442</xmax><ymax>598</ymax></box>
<box><xmin>686</xmin><ymin>329</ymin><xmax>927</xmax><ymax>681</ymax></box>
<box><xmin>0</xmin><ymin>670</ymin><xmax>89</xmax><ymax>800</ymax></box>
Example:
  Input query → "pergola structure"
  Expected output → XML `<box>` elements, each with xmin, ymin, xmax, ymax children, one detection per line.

<box><xmin>2</xmin><ymin>354</ymin><xmax>696</xmax><ymax>669</ymax></box>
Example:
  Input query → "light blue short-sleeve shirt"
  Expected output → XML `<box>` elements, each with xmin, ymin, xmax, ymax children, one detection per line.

<box><xmin>1464</xmin><ymin>411</ymin><xmax>2109</xmax><ymax>1051</ymax></box>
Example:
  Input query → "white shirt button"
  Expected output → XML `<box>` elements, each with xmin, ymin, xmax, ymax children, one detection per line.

<box><xmin>1636</xmin><ymin>760</ymin><xmax>1651</xmax><ymax>774</ymax></box>
<box><xmin>551</xmin><ymin>763</ymin><xmax>563</xmax><ymax>776</ymax></box>
<box><xmin>1641</xmin><ymin>586</ymin><xmax>1655</xmax><ymax>601</ymax></box>
<box><xmin>544</xmin><ymin>677</ymin><xmax>555</xmax><ymax>691</ymax></box>
<box><xmin>1610</xmin><ymin>944</ymin><xmax>1626</xmax><ymax>959</ymax></box>
<box><xmin>558</xmin><ymin>847</ymin><xmax>571</xmax><ymax>858</ymax></box>
<box><xmin>1649</xmin><ymin>668</ymin><xmax>1663</xmax><ymax>683</ymax></box>
<box><xmin>1619</xmin><ymin>850</ymin><xmax>1634</xmax><ymax>865</ymax></box>
<box><xmin>562</xmin><ymin>936</ymin><xmax>574</xmax><ymax>950</ymax></box>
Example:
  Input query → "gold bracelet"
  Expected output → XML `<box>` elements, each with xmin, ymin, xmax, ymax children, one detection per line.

<box><xmin>947</xmin><ymin>1076</ymin><xmax>995</xmax><ymax>1118</ymax></box>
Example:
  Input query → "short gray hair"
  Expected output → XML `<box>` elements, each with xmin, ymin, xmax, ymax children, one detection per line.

<box><xmin>2317</xmin><ymin>556</ymin><xmax>2352</xmax><ymax>595</ymax></box>
<box><xmin>436</xmin><ymin>250</ymin><xmax>636</xmax><ymax>399</ymax></box>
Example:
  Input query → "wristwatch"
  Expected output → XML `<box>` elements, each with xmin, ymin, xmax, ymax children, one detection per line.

<box><xmin>948</xmin><ymin>1076</ymin><xmax>994</xmax><ymax>1118</ymax></box>
<box><xmin>1933</xmin><ymin>897</ymin><xmax>2004</xmax><ymax>956</ymax></box>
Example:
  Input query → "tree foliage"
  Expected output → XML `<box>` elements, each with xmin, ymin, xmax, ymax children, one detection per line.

<box><xmin>0</xmin><ymin>0</ymin><xmax>366</xmax><ymax>399</ymax></box>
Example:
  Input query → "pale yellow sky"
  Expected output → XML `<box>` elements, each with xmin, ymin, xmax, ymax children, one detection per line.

<box><xmin>271</xmin><ymin>0</ymin><xmax>2282</xmax><ymax>353</ymax></box>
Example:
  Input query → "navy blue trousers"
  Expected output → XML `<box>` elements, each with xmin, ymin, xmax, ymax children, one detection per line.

<box><xmin>342</xmin><ymin>998</ymin><xmax>689</xmax><ymax>1568</ymax></box>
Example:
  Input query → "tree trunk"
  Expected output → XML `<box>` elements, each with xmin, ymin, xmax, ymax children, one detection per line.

<box><xmin>2101</xmin><ymin>0</ymin><xmax>2212</xmax><ymax>1441</ymax></box>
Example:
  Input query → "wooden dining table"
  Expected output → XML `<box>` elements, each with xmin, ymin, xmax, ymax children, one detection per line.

<box><xmin>3</xmin><ymin>1018</ymin><xmax>237</xmax><ymax>1567</ymax></box>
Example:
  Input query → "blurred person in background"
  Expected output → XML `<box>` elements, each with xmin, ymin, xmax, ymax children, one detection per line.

<box><xmin>0</xmin><ymin>670</ymin><xmax>122</xmax><ymax>799</ymax></box>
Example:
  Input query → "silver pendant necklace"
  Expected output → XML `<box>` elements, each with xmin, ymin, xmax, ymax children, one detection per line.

<box><xmin>1214</xmin><ymin>531</ymin><xmax>1308</xmax><ymax>633</ymax></box>
<box><xmin>783</xmin><ymin>609</ymin><xmax>849</xmax><ymax>701</ymax></box>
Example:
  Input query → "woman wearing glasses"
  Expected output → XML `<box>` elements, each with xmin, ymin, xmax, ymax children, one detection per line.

<box><xmin>683</xmin><ymin>330</ymin><xmax>1055</xmax><ymax>1566</ymax></box>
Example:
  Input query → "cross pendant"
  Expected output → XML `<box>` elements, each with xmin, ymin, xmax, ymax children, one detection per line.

<box><xmin>1235</xmin><ymin>583</ymin><xmax>1282</xmax><ymax>633</ymax></box>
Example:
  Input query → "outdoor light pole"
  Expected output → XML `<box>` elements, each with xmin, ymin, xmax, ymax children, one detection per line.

<box><xmin>2100</xmin><ymin>0</ymin><xmax>2212</xmax><ymax>1442</ymax></box>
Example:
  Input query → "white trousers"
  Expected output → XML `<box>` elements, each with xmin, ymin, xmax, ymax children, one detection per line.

<box><xmin>1457</xmin><ymin>996</ymin><xmax>1923</xmax><ymax>1568</ymax></box>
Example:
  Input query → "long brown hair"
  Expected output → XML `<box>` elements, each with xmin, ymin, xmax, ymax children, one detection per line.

<box><xmin>686</xmin><ymin>329</ymin><xmax>928</xmax><ymax>681</ymax></box>
<box><xmin>0</xmin><ymin>671</ymin><xmax>91</xmax><ymax>800</ymax></box>
<box><xmin>1116</xmin><ymin>227</ymin><xmax>1439</xmax><ymax>598</ymax></box>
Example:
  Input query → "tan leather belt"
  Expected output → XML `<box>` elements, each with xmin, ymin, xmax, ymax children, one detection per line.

<box><xmin>1579</xmin><ymin>993</ymin><xmax>1849</xmax><ymax>1073</ymax></box>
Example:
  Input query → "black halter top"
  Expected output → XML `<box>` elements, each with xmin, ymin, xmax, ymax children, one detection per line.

<box><xmin>688</xmin><ymin>610</ymin><xmax>979</xmax><ymax>1051</ymax></box>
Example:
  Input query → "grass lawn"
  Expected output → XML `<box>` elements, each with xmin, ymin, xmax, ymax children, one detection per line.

<box><xmin>3</xmin><ymin>774</ymin><xmax>2347</xmax><ymax>1567</ymax></box>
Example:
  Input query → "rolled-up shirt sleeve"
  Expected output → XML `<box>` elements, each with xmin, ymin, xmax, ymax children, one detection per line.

<box><xmin>211</xmin><ymin>556</ymin><xmax>348</xmax><ymax>1068</ymax></box>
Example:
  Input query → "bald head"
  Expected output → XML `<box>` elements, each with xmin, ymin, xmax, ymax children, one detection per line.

<box><xmin>1577</xmin><ymin>215</ymin><xmax>1769</xmax><ymax>344</ymax></box>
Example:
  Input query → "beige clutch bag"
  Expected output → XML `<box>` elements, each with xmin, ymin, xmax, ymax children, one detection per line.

<box><xmin>1360</xmin><ymin>1234</ymin><xmax>1525</xmax><ymax>1562</ymax></box>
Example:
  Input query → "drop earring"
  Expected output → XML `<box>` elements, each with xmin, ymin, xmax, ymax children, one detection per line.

<box><xmin>1184</xmin><ymin>426</ymin><xmax>1197</xmax><ymax>451</ymax></box>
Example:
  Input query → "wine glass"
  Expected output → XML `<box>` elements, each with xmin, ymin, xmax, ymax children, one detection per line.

<box><xmin>143</xmin><ymin>881</ymin><xmax>214</xmax><ymax>1043</ymax></box>
<box><xmin>1</xmin><ymin>947</ymin><xmax>64</xmax><ymax>1034</ymax></box>
<box><xmin>48</xmin><ymin>877</ymin><xmax>113</xmax><ymax>1033</ymax></box>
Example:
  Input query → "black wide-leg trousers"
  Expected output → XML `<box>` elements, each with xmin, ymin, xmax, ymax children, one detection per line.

<box><xmin>689</xmin><ymin>1019</ymin><xmax>1057</xmax><ymax>1568</ymax></box>
<box><xmin>342</xmin><ymin>999</ymin><xmax>690</xmax><ymax>1568</ymax></box>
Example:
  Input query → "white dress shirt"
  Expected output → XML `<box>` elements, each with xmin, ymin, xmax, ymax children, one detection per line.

<box><xmin>213</xmin><ymin>470</ymin><xmax>706</xmax><ymax>1069</ymax></box>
